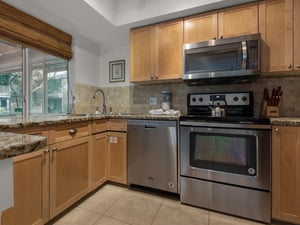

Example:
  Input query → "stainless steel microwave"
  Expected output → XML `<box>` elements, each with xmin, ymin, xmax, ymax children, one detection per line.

<box><xmin>183</xmin><ymin>33</ymin><xmax>261</xmax><ymax>85</ymax></box>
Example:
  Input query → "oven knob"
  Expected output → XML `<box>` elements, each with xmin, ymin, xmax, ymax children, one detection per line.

<box><xmin>233</xmin><ymin>96</ymin><xmax>238</xmax><ymax>102</ymax></box>
<box><xmin>199</xmin><ymin>97</ymin><xmax>203</xmax><ymax>102</ymax></box>
<box><xmin>242</xmin><ymin>96</ymin><xmax>247</xmax><ymax>102</ymax></box>
<box><xmin>248</xmin><ymin>168</ymin><xmax>256</xmax><ymax>175</ymax></box>
<box><xmin>192</xmin><ymin>97</ymin><xmax>196</xmax><ymax>102</ymax></box>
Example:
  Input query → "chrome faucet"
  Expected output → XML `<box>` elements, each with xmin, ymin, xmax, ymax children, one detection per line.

<box><xmin>92</xmin><ymin>89</ymin><xmax>106</xmax><ymax>114</ymax></box>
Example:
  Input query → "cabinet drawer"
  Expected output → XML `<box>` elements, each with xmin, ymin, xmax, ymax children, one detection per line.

<box><xmin>108</xmin><ymin>119</ymin><xmax>127</xmax><ymax>132</ymax></box>
<box><xmin>92</xmin><ymin>119</ymin><xmax>108</xmax><ymax>134</ymax></box>
<box><xmin>49</xmin><ymin>122</ymin><xmax>91</xmax><ymax>144</ymax></box>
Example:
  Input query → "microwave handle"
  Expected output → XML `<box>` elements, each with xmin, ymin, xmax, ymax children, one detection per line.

<box><xmin>242</xmin><ymin>41</ymin><xmax>247</xmax><ymax>70</ymax></box>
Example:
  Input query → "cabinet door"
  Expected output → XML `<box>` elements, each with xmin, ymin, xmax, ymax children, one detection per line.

<box><xmin>272</xmin><ymin>126</ymin><xmax>300</xmax><ymax>223</ymax></box>
<box><xmin>294</xmin><ymin>0</ymin><xmax>300</xmax><ymax>71</ymax></box>
<box><xmin>155</xmin><ymin>19</ymin><xmax>183</xmax><ymax>80</ymax></box>
<box><xmin>49</xmin><ymin>136</ymin><xmax>90</xmax><ymax>218</ymax></box>
<box><xmin>130</xmin><ymin>26</ymin><xmax>155</xmax><ymax>82</ymax></box>
<box><xmin>184</xmin><ymin>12</ymin><xmax>218</xmax><ymax>43</ymax></box>
<box><xmin>1</xmin><ymin>148</ymin><xmax>49</xmax><ymax>225</ymax></box>
<box><xmin>218</xmin><ymin>3</ymin><xmax>258</xmax><ymax>38</ymax></box>
<box><xmin>107</xmin><ymin>132</ymin><xmax>127</xmax><ymax>184</ymax></box>
<box><xmin>92</xmin><ymin>133</ymin><xmax>107</xmax><ymax>189</ymax></box>
<box><xmin>259</xmin><ymin>0</ymin><xmax>293</xmax><ymax>72</ymax></box>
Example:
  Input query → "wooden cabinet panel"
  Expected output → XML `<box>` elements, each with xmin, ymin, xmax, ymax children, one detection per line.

<box><xmin>108</xmin><ymin>119</ymin><xmax>127</xmax><ymax>132</ymax></box>
<box><xmin>130</xmin><ymin>26</ymin><xmax>155</xmax><ymax>82</ymax></box>
<box><xmin>218</xmin><ymin>3</ymin><xmax>258</xmax><ymax>38</ymax></box>
<box><xmin>49</xmin><ymin>136</ymin><xmax>90</xmax><ymax>218</ymax></box>
<box><xmin>155</xmin><ymin>19</ymin><xmax>183</xmax><ymax>80</ymax></box>
<box><xmin>49</xmin><ymin>122</ymin><xmax>91</xmax><ymax>144</ymax></box>
<box><xmin>130</xmin><ymin>19</ymin><xmax>183</xmax><ymax>82</ymax></box>
<box><xmin>1</xmin><ymin>148</ymin><xmax>49</xmax><ymax>225</ymax></box>
<box><xmin>259</xmin><ymin>0</ymin><xmax>293</xmax><ymax>72</ymax></box>
<box><xmin>91</xmin><ymin>133</ymin><xmax>107</xmax><ymax>189</ymax></box>
<box><xmin>272</xmin><ymin>126</ymin><xmax>300</xmax><ymax>223</ymax></box>
<box><xmin>184</xmin><ymin>12</ymin><xmax>218</xmax><ymax>43</ymax></box>
<box><xmin>92</xmin><ymin>119</ymin><xmax>108</xmax><ymax>134</ymax></box>
<box><xmin>107</xmin><ymin>132</ymin><xmax>127</xmax><ymax>184</ymax></box>
<box><xmin>294</xmin><ymin>0</ymin><xmax>300</xmax><ymax>71</ymax></box>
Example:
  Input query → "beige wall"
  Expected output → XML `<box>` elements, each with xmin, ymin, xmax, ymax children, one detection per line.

<box><xmin>75</xmin><ymin>76</ymin><xmax>300</xmax><ymax>117</ymax></box>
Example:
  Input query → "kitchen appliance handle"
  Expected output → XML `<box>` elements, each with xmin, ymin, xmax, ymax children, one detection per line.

<box><xmin>144</xmin><ymin>125</ymin><xmax>157</xmax><ymax>129</ymax></box>
<box><xmin>242</xmin><ymin>41</ymin><xmax>247</xmax><ymax>70</ymax></box>
<box><xmin>180</xmin><ymin>121</ymin><xmax>271</xmax><ymax>130</ymax></box>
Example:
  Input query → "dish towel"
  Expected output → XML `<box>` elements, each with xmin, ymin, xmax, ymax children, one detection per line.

<box><xmin>149</xmin><ymin>109</ymin><xmax>181</xmax><ymax>116</ymax></box>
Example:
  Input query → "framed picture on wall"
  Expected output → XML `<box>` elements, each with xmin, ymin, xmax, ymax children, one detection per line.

<box><xmin>109</xmin><ymin>60</ymin><xmax>125</xmax><ymax>82</ymax></box>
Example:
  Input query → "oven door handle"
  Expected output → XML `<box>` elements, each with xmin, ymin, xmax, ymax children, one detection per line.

<box><xmin>180</xmin><ymin>121</ymin><xmax>271</xmax><ymax>130</ymax></box>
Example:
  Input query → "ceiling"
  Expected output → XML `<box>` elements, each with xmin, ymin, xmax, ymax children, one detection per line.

<box><xmin>2</xmin><ymin>0</ymin><xmax>256</xmax><ymax>50</ymax></box>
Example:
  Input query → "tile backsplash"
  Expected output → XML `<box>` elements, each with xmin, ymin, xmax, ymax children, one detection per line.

<box><xmin>75</xmin><ymin>76</ymin><xmax>300</xmax><ymax>117</ymax></box>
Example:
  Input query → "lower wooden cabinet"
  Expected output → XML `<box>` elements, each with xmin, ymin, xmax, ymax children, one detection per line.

<box><xmin>107</xmin><ymin>131</ymin><xmax>127</xmax><ymax>184</ymax></box>
<box><xmin>1</xmin><ymin>148</ymin><xmax>50</xmax><ymax>225</ymax></box>
<box><xmin>272</xmin><ymin>126</ymin><xmax>300</xmax><ymax>223</ymax></box>
<box><xmin>49</xmin><ymin>136</ymin><xmax>91</xmax><ymax>219</ymax></box>
<box><xmin>91</xmin><ymin>132</ymin><xmax>107</xmax><ymax>189</ymax></box>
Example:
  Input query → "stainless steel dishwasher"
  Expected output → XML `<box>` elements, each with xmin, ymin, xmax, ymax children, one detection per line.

<box><xmin>127</xmin><ymin>119</ymin><xmax>178</xmax><ymax>193</ymax></box>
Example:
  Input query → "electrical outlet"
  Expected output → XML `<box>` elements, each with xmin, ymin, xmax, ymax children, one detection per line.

<box><xmin>149</xmin><ymin>97</ymin><xmax>157</xmax><ymax>105</ymax></box>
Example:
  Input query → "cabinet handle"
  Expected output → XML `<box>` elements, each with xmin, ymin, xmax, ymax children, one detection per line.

<box><xmin>220</xmin><ymin>35</ymin><xmax>224</xmax><ymax>39</ymax></box>
<box><xmin>297</xmin><ymin>64</ymin><xmax>300</xmax><ymax>69</ymax></box>
<box><xmin>287</xmin><ymin>64</ymin><xmax>293</xmax><ymax>69</ymax></box>
<box><xmin>44</xmin><ymin>149</ymin><xmax>49</xmax><ymax>154</ymax></box>
<box><xmin>275</xmin><ymin>128</ymin><xmax>279</xmax><ymax>132</ymax></box>
<box><xmin>68</xmin><ymin>128</ymin><xmax>77</xmax><ymax>136</ymax></box>
<box><xmin>52</xmin><ymin>147</ymin><xmax>58</xmax><ymax>152</ymax></box>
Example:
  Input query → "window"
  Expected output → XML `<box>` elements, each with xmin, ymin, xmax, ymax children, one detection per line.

<box><xmin>0</xmin><ymin>39</ymin><xmax>69</xmax><ymax>116</ymax></box>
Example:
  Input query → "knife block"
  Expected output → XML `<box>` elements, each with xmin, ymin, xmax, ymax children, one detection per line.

<box><xmin>261</xmin><ymin>100</ymin><xmax>280</xmax><ymax>117</ymax></box>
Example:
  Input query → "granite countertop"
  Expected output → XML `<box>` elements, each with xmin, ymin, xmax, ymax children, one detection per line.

<box><xmin>0</xmin><ymin>113</ymin><xmax>180</xmax><ymax>130</ymax></box>
<box><xmin>0</xmin><ymin>132</ymin><xmax>47</xmax><ymax>159</ymax></box>
<box><xmin>270</xmin><ymin>117</ymin><xmax>300</xmax><ymax>126</ymax></box>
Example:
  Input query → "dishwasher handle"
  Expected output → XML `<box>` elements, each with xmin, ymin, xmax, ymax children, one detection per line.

<box><xmin>144</xmin><ymin>125</ymin><xmax>157</xmax><ymax>129</ymax></box>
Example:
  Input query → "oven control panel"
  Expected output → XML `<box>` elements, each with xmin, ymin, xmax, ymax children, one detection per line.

<box><xmin>189</xmin><ymin>92</ymin><xmax>251</xmax><ymax>106</ymax></box>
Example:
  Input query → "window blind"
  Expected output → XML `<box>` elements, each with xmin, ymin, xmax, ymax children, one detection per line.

<box><xmin>0</xmin><ymin>1</ymin><xmax>73</xmax><ymax>59</ymax></box>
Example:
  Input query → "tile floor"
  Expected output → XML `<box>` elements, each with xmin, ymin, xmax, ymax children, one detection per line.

<box><xmin>48</xmin><ymin>184</ymin><xmax>266</xmax><ymax>225</ymax></box>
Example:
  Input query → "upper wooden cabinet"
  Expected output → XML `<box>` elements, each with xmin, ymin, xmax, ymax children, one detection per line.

<box><xmin>130</xmin><ymin>19</ymin><xmax>183</xmax><ymax>82</ymax></box>
<box><xmin>184</xmin><ymin>12</ymin><xmax>218</xmax><ymax>43</ymax></box>
<box><xmin>272</xmin><ymin>126</ymin><xmax>300</xmax><ymax>223</ymax></box>
<box><xmin>184</xmin><ymin>3</ymin><xmax>258</xmax><ymax>43</ymax></box>
<box><xmin>259</xmin><ymin>0</ymin><xmax>300</xmax><ymax>72</ymax></box>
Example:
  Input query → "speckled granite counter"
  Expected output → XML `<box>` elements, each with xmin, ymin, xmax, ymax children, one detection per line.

<box><xmin>0</xmin><ymin>113</ymin><xmax>179</xmax><ymax>130</ymax></box>
<box><xmin>270</xmin><ymin>117</ymin><xmax>300</xmax><ymax>126</ymax></box>
<box><xmin>0</xmin><ymin>132</ymin><xmax>47</xmax><ymax>159</ymax></box>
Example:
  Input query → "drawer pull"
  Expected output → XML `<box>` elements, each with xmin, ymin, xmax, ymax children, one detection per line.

<box><xmin>297</xmin><ymin>64</ymin><xmax>300</xmax><ymax>69</ymax></box>
<box><xmin>52</xmin><ymin>147</ymin><xmax>58</xmax><ymax>152</ymax></box>
<box><xmin>287</xmin><ymin>64</ymin><xmax>293</xmax><ymax>69</ymax></box>
<box><xmin>68</xmin><ymin>128</ymin><xmax>78</xmax><ymax>136</ymax></box>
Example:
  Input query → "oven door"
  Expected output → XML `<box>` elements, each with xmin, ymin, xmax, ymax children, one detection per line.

<box><xmin>180</xmin><ymin>123</ymin><xmax>271</xmax><ymax>190</ymax></box>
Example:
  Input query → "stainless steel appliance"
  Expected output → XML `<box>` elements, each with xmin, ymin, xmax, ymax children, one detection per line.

<box><xmin>183</xmin><ymin>34</ymin><xmax>260</xmax><ymax>85</ymax></box>
<box><xmin>180</xmin><ymin>92</ymin><xmax>271</xmax><ymax>223</ymax></box>
<box><xmin>127</xmin><ymin>119</ymin><xmax>178</xmax><ymax>193</ymax></box>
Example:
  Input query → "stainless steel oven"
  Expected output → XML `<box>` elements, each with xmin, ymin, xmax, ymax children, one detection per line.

<box><xmin>179</xmin><ymin>92</ymin><xmax>271</xmax><ymax>223</ymax></box>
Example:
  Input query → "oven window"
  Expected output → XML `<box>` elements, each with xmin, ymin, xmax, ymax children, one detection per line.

<box><xmin>190</xmin><ymin>132</ymin><xmax>257</xmax><ymax>176</ymax></box>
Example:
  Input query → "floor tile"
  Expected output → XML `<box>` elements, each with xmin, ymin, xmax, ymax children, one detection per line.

<box><xmin>52</xmin><ymin>207</ymin><xmax>101</xmax><ymax>225</ymax></box>
<box><xmin>95</xmin><ymin>215</ymin><xmax>131</xmax><ymax>225</ymax></box>
<box><xmin>209</xmin><ymin>211</ymin><xmax>265</xmax><ymax>225</ymax></box>
<box><xmin>79</xmin><ymin>184</ymin><xmax>127</xmax><ymax>214</ymax></box>
<box><xmin>152</xmin><ymin>198</ymin><xmax>209</xmax><ymax>225</ymax></box>
<box><xmin>105</xmin><ymin>190</ymin><xmax>163</xmax><ymax>225</ymax></box>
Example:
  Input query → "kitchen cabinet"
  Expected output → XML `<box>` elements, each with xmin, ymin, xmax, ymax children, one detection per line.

<box><xmin>48</xmin><ymin>122</ymin><xmax>91</xmax><ymax>219</ymax></box>
<box><xmin>107</xmin><ymin>131</ymin><xmax>127</xmax><ymax>184</ymax></box>
<box><xmin>272</xmin><ymin>126</ymin><xmax>300</xmax><ymax>223</ymax></box>
<box><xmin>91</xmin><ymin>132</ymin><xmax>107</xmax><ymax>189</ymax></box>
<box><xmin>1</xmin><ymin>148</ymin><xmax>49</xmax><ymax>225</ymax></box>
<box><xmin>91</xmin><ymin>119</ymin><xmax>127</xmax><ymax>185</ymax></box>
<box><xmin>130</xmin><ymin>19</ymin><xmax>183</xmax><ymax>82</ymax></box>
<box><xmin>49</xmin><ymin>136</ymin><xmax>91</xmax><ymax>218</ymax></box>
<box><xmin>184</xmin><ymin>3</ymin><xmax>258</xmax><ymax>43</ymax></box>
<box><xmin>259</xmin><ymin>0</ymin><xmax>300</xmax><ymax>73</ymax></box>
